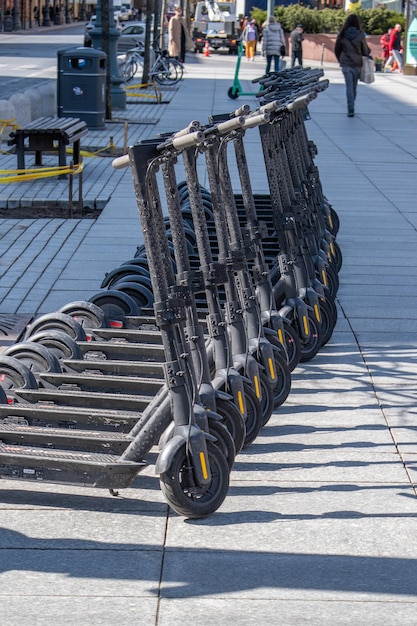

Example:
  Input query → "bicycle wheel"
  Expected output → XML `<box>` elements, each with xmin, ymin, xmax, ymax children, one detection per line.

<box><xmin>153</xmin><ymin>59</ymin><xmax>182</xmax><ymax>85</ymax></box>
<box><xmin>123</xmin><ymin>57</ymin><xmax>139</xmax><ymax>82</ymax></box>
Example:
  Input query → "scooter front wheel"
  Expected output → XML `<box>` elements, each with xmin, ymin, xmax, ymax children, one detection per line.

<box><xmin>297</xmin><ymin>314</ymin><xmax>323</xmax><ymax>363</ymax></box>
<box><xmin>227</xmin><ymin>86</ymin><xmax>239</xmax><ymax>99</ymax></box>
<box><xmin>159</xmin><ymin>440</ymin><xmax>230</xmax><ymax>519</ymax></box>
<box><xmin>242</xmin><ymin>381</ymin><xmax>264</xmax><ymax>447</ymax></box>
<box><xmin>208</xmin><ymin>419</ymin><xmax>236</xmax><ymax>471</ymax></box>
<box><xmin>215</xmin><ymin>397</ymin><xmax>246</xmax><ymax>454</ymax></box>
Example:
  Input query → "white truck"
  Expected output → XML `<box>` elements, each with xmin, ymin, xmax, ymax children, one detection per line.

<box><xmin>191</xmin><ymin>0</ymin><xmax>243</xmax><ymax>54</ymax></box>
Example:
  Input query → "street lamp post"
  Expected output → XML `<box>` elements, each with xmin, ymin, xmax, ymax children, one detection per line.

<box><xmin>12</xmin><ymin>0</ymin><xmax>20</xmax><ymax>29</ymax></box>
<box><xmin>42</xmin><ymin>2</ymin><xmax>50</xmax><ymax>25</ymax></box>
<box><xmin>89</xmin><ymin>0</ymin><xmax>126</xmax><ymax>110</ymax></box>
<box><xmin>64</xmin><ymin>0</ymin><xmax>70</xmax><ymax>23</ymax></box>
<box><xmin>79</xmin><ymin>0</ymin><xmax>86</xmax><ymax>21</ymax></box>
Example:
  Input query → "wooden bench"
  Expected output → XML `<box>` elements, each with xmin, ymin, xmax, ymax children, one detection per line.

<box><xmin>8</xmin><ymin>116</ymin><xmax>88</xmax><ymax>171</ymax></box>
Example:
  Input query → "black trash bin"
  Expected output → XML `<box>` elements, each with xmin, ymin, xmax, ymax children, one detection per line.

<box><xmin>57</xmin><ymin>47</ymin><xmax>107</xmax><ymax>129</ymax></box>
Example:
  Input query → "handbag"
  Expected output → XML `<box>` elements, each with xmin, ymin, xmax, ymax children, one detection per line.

<box><xmin>280</xmin><ymin>44</ymin><xmax>286</xmax><ymax>57</ymax></box>
<box><xmin>360</xmin><ymin>56</ymin><xmax>375</xmax><ymax>84</ymax></box>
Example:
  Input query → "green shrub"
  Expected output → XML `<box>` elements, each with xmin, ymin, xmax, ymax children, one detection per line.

<box><xmin>251</xmin><ymin>4</ymin><xmax>405</xmax><ymax>35</ymax></box>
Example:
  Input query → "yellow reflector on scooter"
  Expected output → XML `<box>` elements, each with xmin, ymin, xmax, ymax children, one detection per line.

<box><xmin>268</xmin><ymin>357</ymin><xmax>276</xmax><ymax>380</ymax></box>
<box><xmin>330</xmin><ymin>241</ymin><xmax>335</xmax><ymax>256</ymax></box>
<box><xmin>199</xmin><ymin>451</ymin><xmax>209</xmax><ymax>480</ymax></box>
<box><xmin>237</xmin><ymin>390</ymin><xmax>245</xmax><ymax>414</ymax></box>
<box><xmin>253</xmin><ymin>375</ymin><xmax>261</xmax><ymax>399</ymax></box>
<box><xmin>321</xmin><ymin>269</ymin><xmax>327</xmax><ymax>287</ymax></box>
<box><xmin>314</xmin><ymin>303</ymin><xmax>321</xmax><ymax>323</ymax></box>
<box><xmin>277</xmin><ymin>328</ymin><xmax>284</xmax><ymax>345</ymax></box>
<box><xmin>303</xmin><ymin>315</ymin><xmax>309</xmax><ymax>336</ymax></box>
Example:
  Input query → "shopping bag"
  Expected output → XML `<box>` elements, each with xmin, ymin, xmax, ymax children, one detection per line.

<box><xmin>360</xmin><ymin>56</ymin><xmax>375</xmax><ymax>84</ymax></box>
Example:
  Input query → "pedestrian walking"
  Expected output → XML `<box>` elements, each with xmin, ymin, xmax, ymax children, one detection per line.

<box><xmin>290</xmin><ymin>24</ymin><xmax>304</xmax><ymax>67</ymax></box>
<box><xmin>261</xmin><ymin>16</ymin><xmax>286</xmax><ymax>74</ymax></box>
<box><xmin>380</xmin><ymin>28</ymin><xmax>391</xmax><ymax>64</ymax></box>
<box><xmin>384</xmin><ymin>24</ymin><xmax>403</xmax><ymax>73</ymax></box>
<box><xmin>334</xmin><ymin>14</ymin><xmax>370</xmax><ymax>117</ymax></box>
<box><xmin>168</xmin><ymin>5</ymin><xmax>195</xmax><ymax>63</ymax></box>
<box><xmin>242</xmin><ymin>19</ymin><xmax>258</xmax><ymax>61</ymax></box>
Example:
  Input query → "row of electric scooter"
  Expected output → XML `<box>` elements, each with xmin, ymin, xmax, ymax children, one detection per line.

<box><xmin>0</xmin><ymin>66</ymin><xmax>341</xmax><ymax>518</ymax></box>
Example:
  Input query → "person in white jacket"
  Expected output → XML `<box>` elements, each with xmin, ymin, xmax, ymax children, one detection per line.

<box><xmin>261</xmin><ymin>16</ymin><xmax>286</xmax><ymax>73</ymax></box>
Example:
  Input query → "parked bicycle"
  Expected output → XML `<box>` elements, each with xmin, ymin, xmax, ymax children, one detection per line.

<box><xmin>121</xmin><ymin>42</ymin><xmax>184</xmax><ymax>85</ymax></box>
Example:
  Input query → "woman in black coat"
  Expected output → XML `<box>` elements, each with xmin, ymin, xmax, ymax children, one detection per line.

<box><xmin>335</xmin><ymin>14</ymin><xmax>370</xmax><ymax>117</ymax></box>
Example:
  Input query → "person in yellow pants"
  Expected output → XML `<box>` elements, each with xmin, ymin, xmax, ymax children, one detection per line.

<box><xmin>242</xmin><ymin>19</ymin><xmax>258</xmax><ymax>61</ymax></box>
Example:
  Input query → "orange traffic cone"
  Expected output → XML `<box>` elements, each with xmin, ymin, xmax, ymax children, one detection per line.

<box><xmin>204</xmin><ymin>40</ymin><xmax>210</xmax><ymax>57</ymax></box>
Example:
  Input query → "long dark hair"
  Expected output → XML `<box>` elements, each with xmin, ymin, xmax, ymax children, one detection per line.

<box><xmin>340</xmin><ymin>14</ymin><xmax>362</xmax><ymax>37</ymax></box>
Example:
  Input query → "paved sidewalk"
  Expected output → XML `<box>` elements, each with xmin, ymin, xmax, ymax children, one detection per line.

<box><xmin>1</xmin><ymin>52</ymin><xmax>417</xmax><ymax>625</ymax></box>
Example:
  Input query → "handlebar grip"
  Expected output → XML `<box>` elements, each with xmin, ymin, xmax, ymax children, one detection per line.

<box><xmin>243</xmin><ymin>112</ymin><xmax>270</xmax><ymax>129</ymax></box>
<box><xmin>286</xmin><ymin>94</ymin><xmax>310</xmax><ymax>112</ymax></box>
<box><xmin>112</xmin><ymin>154</ymin><xmax>131</xmax><ymax>170</ymax></box>
<box><xmin>217</xmin><ymin>116</ymin><xmax>245</xmax><ymax>134</ymax></box>
<box><xmin>172</xmin><ymin>121</ymin><xmax>201</xmax><ymax>138</ymax></box>
<box><xmin>233</xmin><ymin>104</ymin><xmax>251</xmax><ymax>117</ymax></box>
<box><xmin>171</xmin><ymin>130</ymin><xmax>204</xmax><ymax>150</ymax></box>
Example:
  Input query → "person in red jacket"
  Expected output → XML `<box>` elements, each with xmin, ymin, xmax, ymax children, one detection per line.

<box><xmin>384</xmin><ymin>24</ymin><xmax>403</xmax><ymax>73</ymax></box>
<box><xmin>380</xmin><ymin>28</ymin><xmax>391</xmax><ymax>63</ymax></box>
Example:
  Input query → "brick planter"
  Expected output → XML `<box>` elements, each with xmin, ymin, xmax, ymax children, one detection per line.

<box><xmin>284</xmin><ymin>33</ymin><xmax>382</xmax><ymax>64</ymax></box>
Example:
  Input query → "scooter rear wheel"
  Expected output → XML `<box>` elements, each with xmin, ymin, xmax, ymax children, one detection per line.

<box><xmin>0</xmin><ymin>356</ymin><xmax>38</xmax><ymax>391</ymax></box>
<box><xmin>159</xmin><ymin>440</ymin><xmax>229</xmax><ymax>519</ymax></box>
<box><xmin>3</xmin><ymin>342</ymin><xmax>61</xmax><ymax>375</ymax></box>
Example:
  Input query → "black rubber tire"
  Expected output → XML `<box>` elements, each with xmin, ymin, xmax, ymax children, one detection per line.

<box><xmin>322</xmin><ymin>263</ymin><xmax>339</xmax><ymax>301</ymax></box>
<box><xmin>120</xmin><ymin>260</ymin><xmax>151</xmax><ymax>276</ymax></box>
<box><xmin>297</xmin><ymin>314</ymin><xmax>323</xmax><ymax>363</ymax></box>
<box><xmin>89</xmin><ymin>290</ymin><xmax>140</xmax><ymax>321</ymax></box>
<box><xmin>24</xmin><ymin>312</ymin><xmax>87</xmax><ymax>342</ymax></box>
<box><xmin>59</xmin><ymin>301</ymin><xmax>109</xmax><ymax>331</ymax></box>
<box><xmin>331</xmin><ymin>240</ymin><xmax>343</xmax><ymax>273</ymax></box>
<box><xmin>0</xmin><ymin>385</ymin><xmax>6</xmax><ymax>403</ymax></box>
<box><xmin>227</xmin><ymin>86</ymin><xmax>239</xmax><ymax>99</ymax></box>
<box><xmin>101</xmin><ymin>265</ymin><xmax>152</xmax><ymax>289</ymax></box>
<box><xmin>114</xmin><ymin>281</ymin><xmax>154</xmax><ymax>309</ymax></box>
<box><xmin>215</xmin><ymin>397</ymin><xmax>246</xmax><ymax>454</ymax></box>
<box><xmin>112</xmin><ymin>275</ymin><xmax>153</xmax><ymax>292</ymax></box>
<box><xmin>327</xmin><ymin>205</ymin><xmax>340</xmax><ymax>237</ymax></box>
<box><xmin>29</xmin><ymin>330</ymin><xmax>83</xmax><ymax>361</ymax></box>
<box><xmin>319</xmin><ymin>297</ymin><xmax>337</xmax><ymax>347</ymax></box>
<box><xmin>3</xmin><ymin>342</ymin><xmax>61</xmax><ymax>374</ymax></box>
<box><xmin>0</xmin><ymin>355</ymin><xmax>38</xmax><ymax>390</ymax></box>
<box><xmin>208</xmin><ymin>419</ymin><xmax>236</xmax><ymax>471</ymax></box>
<box><xmin>259</xmin><ymin>371</ymin><xmax>275</xmax><ymax>427</ymax></box>
<box><xmin>159</xmin><ymin>440</ymin><xmax>230</xmax><ymax>519</ymax></box>
<box><xmin>242</xmin><ymin>381</ymin><xmax>264</xmax><ymax>447</ymax></box>
<box><xmin>265</xmin><ymin>319</ymin><xmax>301</xmax><ymax>373</ymax></box>
<box><xmin>269</xmin><ymin>346</ymin><xmax>292</xmax><ymax>411</ymax></box>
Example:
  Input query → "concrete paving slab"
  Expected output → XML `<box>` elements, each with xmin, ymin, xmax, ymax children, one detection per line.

<box><xmin>160</xmin><ymin>548</ymin><xmax>417</xmax><ymax>600</ymax></box>
<box><xmin>157</xmin><ymin>598</ymin><xmax>417</xmax><ymax>626</ymax></box>
<box><xmin>0</xmin><ymin>597</ymin><xmax>158</xmax><ymax>626</ymax></box>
